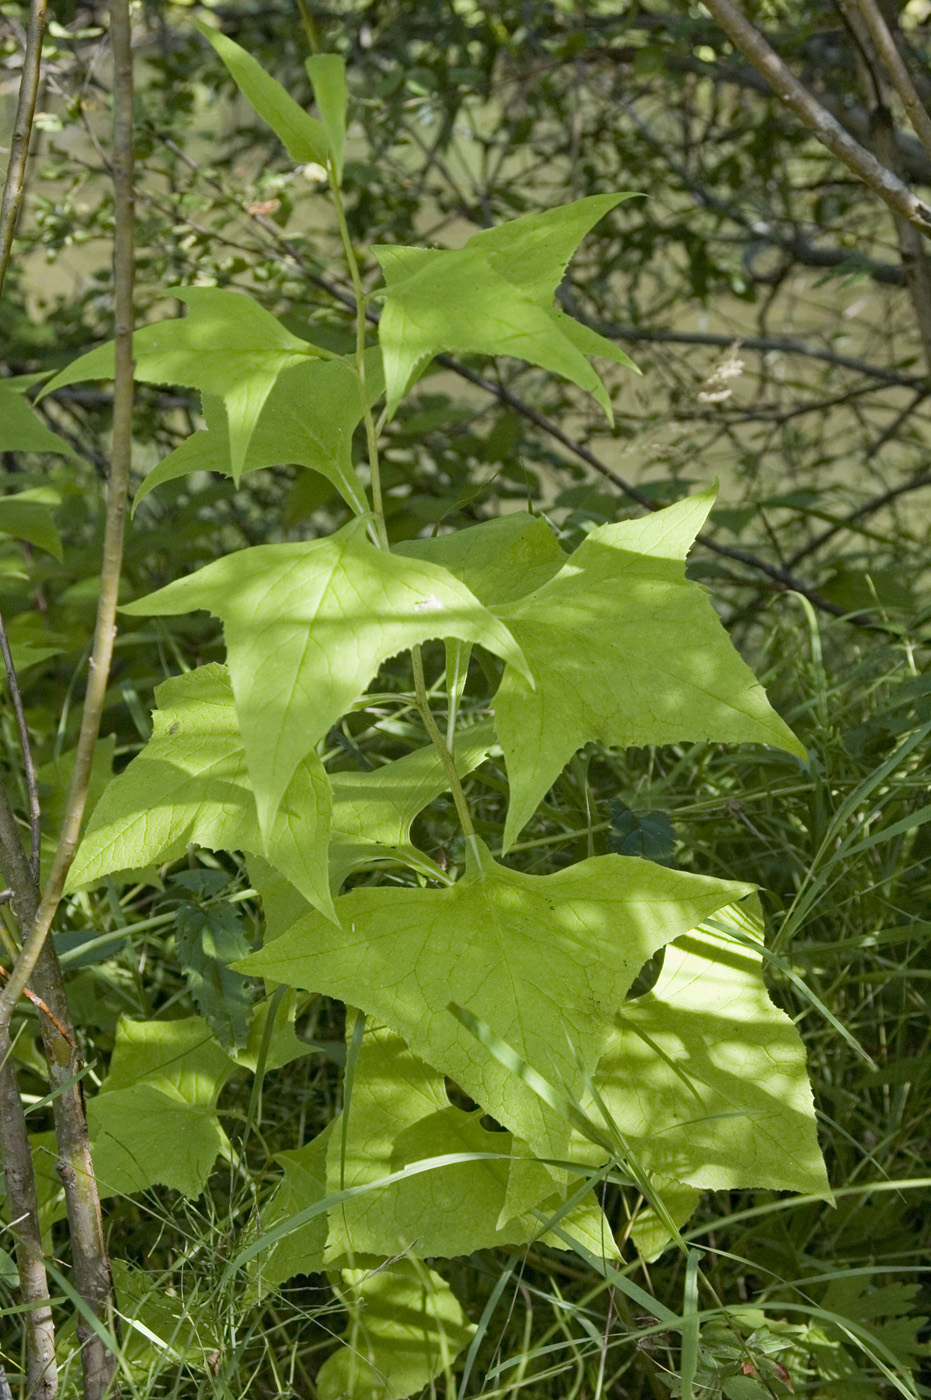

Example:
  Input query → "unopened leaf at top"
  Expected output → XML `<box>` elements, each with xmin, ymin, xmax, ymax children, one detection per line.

<box><xmin>237</xmin><ymin>838</ymin><xmax>751</xmax><ymax>1163</ymax></box>
<box><xmin>192</xmin><ymin>18</ymin><xmax>328</xmax><ymax>167</ymax></box>
<box><xmin>373</xmin><ymin>193</ymin><xmax>639</xmax><ymax>416</ymax></box>
<box><xmin>493</xmin><ymin>488</ymin><xmax>806</xmax><ymax>846</ymax></box>
<box><xmin>122</xmin><ymin>518</ymin><xmax>529</xmax><ymax>838</ymax></box>
<box><xmin>305</xmin><ymin>54</ymin><xmax>347</xmax><ymax>178</ymax></box>
<box><xmin>40</xmin><ymin>287</ymin><xmax>319</xmax><ymax>481</ymax></box>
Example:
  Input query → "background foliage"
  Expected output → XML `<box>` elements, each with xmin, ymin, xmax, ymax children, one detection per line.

<box><xmin>1</xmin><ymin>1</ymin><xmax>930</xmax><ymax>1396</ymax></box>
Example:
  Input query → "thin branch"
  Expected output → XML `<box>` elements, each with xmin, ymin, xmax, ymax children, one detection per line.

<box><xmin>564</xmin><ymin>312</ymin><xmax>926</xmax><ymax>390</ymax></box>
<box><xmin>592</xmin><ymin>45</ymin><xmax>931</xmax><ymax>186</ymax></box>
<box><xmin>700</xmin><ymin>0</ymin><xmax>931</xmax><ymax>238</ymax></box>
<box><xmin>853</xmin><ymin>0</ymin><xmax>931</xmax><ymax>163</ymax></box>
<box><xmin>0</xmin><ymin>613</ymin><xmax>41</xmax><ymax>880</ymax></box>
<box><xmin>0</xmin><ymin>0</ymin><xmax>47</xmax><ymax>297</ymax></box>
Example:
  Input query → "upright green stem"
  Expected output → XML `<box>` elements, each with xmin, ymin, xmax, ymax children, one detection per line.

<box><xmin>328</xmin><ymin>168</ymin><xmax>388</xmax><ymax>548</ymax></box>
<box><xmin>411</xmin><ymin>646</ymin><xmax>475</xmax><ymax>841</ymax></box>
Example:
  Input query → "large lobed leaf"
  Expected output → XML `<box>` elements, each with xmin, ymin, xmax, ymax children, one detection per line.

<box><xmin>237</xmin><ymin>838</ymin><xmax>751</xmax><ymax>1163</ymax></box>
<box><xmin>122</xmin><ymin>519</ymin><xmax>529</xmax><ymax>838</ymax></box>
<box><xmin>575</xmin><ymin>898</ymin><xmax>831</xmax><ymax>1200</ymax></box>
<box><xmin>322</xmin><ymin>1020</ymin><xmax>619</xmax><ymax>1263</ymax></box>
<box><xmin>491</xmin><ymin>488</ymin><xmax>805</xmax><ymax>845</ymax></box>
<box><xmin>133</xmin><ymin>348</ymin><xmax>382</xmax><ymax>517</ymax></box>
<box><xmin>40</xmin><ymin>287</ymin><xmax>320</xmax><ymax>480</ymax></box>
<box><xmin>374</xmin><ymin>193</ymin><xmax>640</xmax><ymax>416</ymax></box>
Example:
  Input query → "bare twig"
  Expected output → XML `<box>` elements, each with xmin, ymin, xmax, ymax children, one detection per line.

<box><xmin>0</xmin><ymin>964</ymin><xmax>76</xmax><ymax>1046</ymax></box>
<box><xmin>786</xmin><ymin>467</ymin><xmax>931</xmax><ymax>572</ymax></box>
<box><xmin>0</xmin><ymin>0</ymin><xmax>47</xmax><ymax>297</ymax></box>
<box><xmin>853</xmin><ymin>0</ymin><xmax>931</xmax><ymax>163</ymax></box>
<box><xmin>0</xmin><ymin>613</ymin><xmax>41</xmax><ymax>880</ymax></box>
<box><xmin>839</xmin><ymin>1</ymin><xmax>931</xmax><ymax>383</ymax></box>
<box><xmin>700</xmin><ymin>0</ymin><xmax>931</xmax><ymax>238</ymax></box>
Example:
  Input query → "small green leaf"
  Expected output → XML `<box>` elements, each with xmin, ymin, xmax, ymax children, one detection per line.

<box><xmin>175</xmin><ymin>902</ymin><xmax>254</xmax><ymax>1049</ymax></box>
<box><xmin>316</xmin><ymin>1261</ymin><xmax>475</xmax><ymax>1400</ymax></box>
<box><xmin>122</xmin><ymin>520</ymin><xmax>529</xmax><ymax>839</ymax></box>
<box><xmin>329</xmin><ymin>718</ymin><xmax>495</xmax><ymax>887</ymax></box>
<box><xmin>610</xmin><ymin>798</ymin><xmax>677</xmax><ymax>865</ymax></box>
<box><xmin>133</xmin><ymin>348</ymin><xmax>382</xmax><ymax>517</ymax></box>
<box><xmin>0</xmin><ymin>489</ymin><xmax>63</xmax><ymax>559</ymax></box>
<box><xmin>89</xmin><ymin>1085</ymin><xmax>227</xmax><ymax>1199</ymax></box>
<box><xmin>374</xmin><ymin>193</ymin><xmax>640</xmax><ymax>416</ymax></box>
<box><xmin>192</xmin><ymin>17</ymin><xmax>329</xmax><ymax>166</ymax></box>
<box><xmin>232</xmin><ymin>989</ymin><xmax>317</xmax><ymax>1073</ymax></box>
<box><xmin>305</xmin><ymin>54</ymin><xmax>347</xmax><ymax>179</ymax></box>
<box><xmin>40</xmin><ymin>287</ymin><xmax>319</xmax><ymax>481</ymax></box>
<box><xmin>493</xmin><ymin>488</ymin><xmax>806</xmax><ymax>847</ymax></box>
<box><xmin>237</xmin><ymin>839</ymin><xmax>751</xmax><ymax>1163</ymax></box>
<box><xmin>0</xmin><ymin>378</ymin><xmax>79</xmax><ymax>458</ymax></box>
<box><xmin>88</xmin><ymin>1015</ymin><xmax>233</xmax><ymax>1199</ymax></box>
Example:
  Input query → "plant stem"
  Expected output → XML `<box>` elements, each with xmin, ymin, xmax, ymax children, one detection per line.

<box><xmin>328</xmin><ymin>166</ymin><xmax>388</xmax><ymax>548</ymax></box>
<box><xmin>411</xmin><ymin>646</ymin><xmax>476</xmax><ymax>840</ymax></box>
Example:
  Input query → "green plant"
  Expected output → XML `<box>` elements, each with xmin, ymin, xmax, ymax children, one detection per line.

<box><xmin>0</xmin><ymin>22</ymin><xmax>842</xmax><ymax>1400</ymax></box>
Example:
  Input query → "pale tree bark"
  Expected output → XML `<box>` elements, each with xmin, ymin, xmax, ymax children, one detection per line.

<box><xmin>0</xmin><ymin>0</ymin><xmax>136</xmax><ymax>1395</ymax></box>
<box><xmin>0</xmin><ymin>3</ymin><xmax>58</xmax><ymax>1394</ymax></box>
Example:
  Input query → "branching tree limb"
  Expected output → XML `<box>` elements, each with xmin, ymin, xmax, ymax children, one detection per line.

<box><xmin>853</xmin><ymin>0</ymin><xmax>931</xmax><ymax>163</ymax></box>
<box><xmin>839</xmin><ymin>0</ymin><xmax>931</xmax><ymax>382</ymax></box>
<box><xmin>701</xmin><ymin>0</ymin><xmax>931</xmax><ymax>238</ymax></box>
